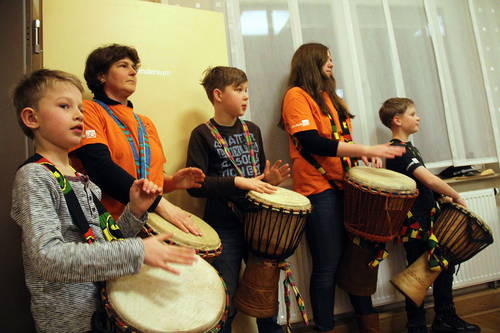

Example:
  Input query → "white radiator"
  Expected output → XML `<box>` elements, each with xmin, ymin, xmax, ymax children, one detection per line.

<box><xmin>277</xmin><ymin>188</ymin><xmax>499</xmax><ymax>324</ymax></box>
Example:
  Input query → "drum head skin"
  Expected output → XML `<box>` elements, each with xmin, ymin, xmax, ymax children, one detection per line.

<box><xmin>247</xmin><ymin>187</ymin><xmax>311</xmax><ymax>212</ymax></box>
<box><xmin>347</xmin><ymin>166</ymin><xmax>417</xmax><ymax>193</ymax></box>
<box><xmin>147</xmin><ymin>213</ymin><xmax>221</xmax><ymax>252</ymax></box>
<box><xmin>107</xmin><ymin>258</ymin><xmax>226</xmax><ymax>333</ymax></box>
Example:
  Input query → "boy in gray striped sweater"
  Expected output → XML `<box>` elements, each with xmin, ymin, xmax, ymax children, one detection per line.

<box><xmin>11</xmin><ymin>69</ymin><xmax>197</xmax><ymax>333</ymax></box>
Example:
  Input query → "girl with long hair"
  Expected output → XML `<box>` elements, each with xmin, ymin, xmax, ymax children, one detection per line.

<box><xmin>281</xmin><ymin>43</ymin><xmax>404</xmax><ymax>332</ymax></box>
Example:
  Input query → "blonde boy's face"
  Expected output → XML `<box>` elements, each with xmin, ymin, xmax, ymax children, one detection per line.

<box><xmin>217</xmin><ymin>81</ymin><xmax>249</xmax><ymax>118</ymax></box>
<box><xmin>25</xmin><ymin>81</ymin><xmax>84</xmax><ymax>151</ymax></box>
<box><xmin>394</xmin><ymin>105</ymin><xmax>420</xmax><ymax>135</ymax></box>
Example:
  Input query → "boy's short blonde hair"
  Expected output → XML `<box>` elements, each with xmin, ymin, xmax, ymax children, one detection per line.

<box><xmin>379</xmin><ymin>97</ymin><xmax>415</xmax><ymax>129</ymax></box>
<box><xmin>13</xmin><ymin>69</ymin><xmax>84</xmax><ymax>139</ymax></box>
<box><xmin>200</xmin><ymin>66</ymin><xmax>247</xmax><ymax>104</ymax></box>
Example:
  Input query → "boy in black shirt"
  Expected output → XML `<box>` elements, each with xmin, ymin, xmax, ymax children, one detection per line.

<box><xmin>186</xmin><ymin>66</ymin><xmax>290</xmax><ymax>332</ymax></box>
<box><xmin>380</xmin><ymin>98</ymin><xmax>479</xmax><ymax>333</ymax></box>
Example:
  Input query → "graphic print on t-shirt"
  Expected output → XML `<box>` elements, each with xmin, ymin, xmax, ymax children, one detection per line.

<box><xmin>214</xmin><ymin>132</ymin><xmax>260</xmax><ymax>177</ymax></box>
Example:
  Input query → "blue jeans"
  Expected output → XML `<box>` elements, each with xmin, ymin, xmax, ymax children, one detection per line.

<box><xmin>211</xmin><ymin>226</ymin><xmax>282</xmax><ymax>333</ymax></box>
<box><xmin>404</xmin><ymin>240</ymin><xmax>455</xmax><ymax>327</ymax></box>
<box><xmin>306</xmin><ymin>189</ymin><xmax>374</xmax><ymax>331</ymax></box>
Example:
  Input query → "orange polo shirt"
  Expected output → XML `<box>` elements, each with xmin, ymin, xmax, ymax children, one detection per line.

<box><xmin>281</xmin><ymin>87</ymin><xmax>352</xmax><ymax>196</ymax></box>
<box><xmin>70</xmin><ymin>99</ymin><xmax>166</xmax><ymax>219</ymax></box>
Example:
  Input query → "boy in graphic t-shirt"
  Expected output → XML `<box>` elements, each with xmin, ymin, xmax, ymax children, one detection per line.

<box><xmin>186</xmin><ymin>66</ymin><xmax>290</xmax><ymax>333</ymax></box>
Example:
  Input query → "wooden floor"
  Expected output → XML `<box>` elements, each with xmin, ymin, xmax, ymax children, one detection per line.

<box><xmin>293</xmin><ymin>308</ymin><xmax>500</xmax><ymax>333</ymax></box>
<box><xmin>292</xmin><ymin>287</ymin><xmax>500</xmax><ymax>333</ymax></box>
<box><xmin>463</xmin><ymin>309</ymin><xmax>500</xmax><ymax>333</ymax></box>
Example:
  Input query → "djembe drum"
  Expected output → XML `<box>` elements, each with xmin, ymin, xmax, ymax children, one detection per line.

<box><xmin>337</xmin><ymin>167</ymin><xmax>418</xmax><ymax>296</ymax></box>
<box><xmin>233</xmin><ymin>187</ymin><xmax>311</xmax><ymax>319</ymax></box>
<box><xmin>143</xmin><ymin>213</ymin><xmax>222</xmax><ymax>261</ymax></box>
<box><xmin>102</xmin><ymin>258</ymin><xmax>228</xmax><ymax>333</ymax></box>
<box><xmin>391</xmin><ymin>202</ymin><xmax>493</xmax><ymax>306</ymax></box>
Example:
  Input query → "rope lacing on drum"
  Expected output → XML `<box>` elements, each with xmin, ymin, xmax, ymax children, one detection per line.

<box><xmin>277</xmin><ymin>261</ymin><xmax>309</xmax><ymax>332</ymax></box>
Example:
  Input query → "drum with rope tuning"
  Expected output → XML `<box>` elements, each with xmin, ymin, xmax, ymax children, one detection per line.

<box><xmin>344</xmin><ymin>166</ymin><xmax>418</xmax><ymax>243</ymax></box>
<box><xmin>391</xmin><ymin>202</ymin><xmax>493</xmax><ymax>306</ymax></box>
<box><xmin>234</xmin><ymin>186</ymin><xmax>311</xmax><ymax>319</ymax></box>
<box><xmin>338</xmin><ymin>166</ymin><xmax>418</xmax><ymax>296</ymax></box>
<box><xmin>143</xmin><ymin>213</ymin><xmax>222</xmax><ymax>261</ymax></box>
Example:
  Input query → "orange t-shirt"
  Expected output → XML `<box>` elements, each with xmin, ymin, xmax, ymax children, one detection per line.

<box><xmin>281</xmin><ymin>87</ymin><xmax>353</xmax><ymax>196</ymax></box>
<box><xmin>70</xmin><ymin>99</ymin><xmax>166</xmax><ymax>219</ymax></box>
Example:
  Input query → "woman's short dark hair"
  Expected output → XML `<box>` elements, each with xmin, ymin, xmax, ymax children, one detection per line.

<box><xmin>84</xmin><ymin>44</ymin><xmax>140</xmax><ymax>94</ymax></box>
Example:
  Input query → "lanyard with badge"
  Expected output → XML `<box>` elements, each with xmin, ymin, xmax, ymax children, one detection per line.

<box><xmin>205</xmin><ymin>119</ymin><xmax>259</xmax><ymax>177</ymax></box>
<box><xmin>94</xmin><ymin>99</ymin><xmax>151</xmax><ymax>179</ymax></box>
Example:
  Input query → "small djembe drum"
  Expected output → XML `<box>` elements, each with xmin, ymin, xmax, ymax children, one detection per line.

<box><xmin>143</xmin><ymin>213</ymin><xmax>222</xmax><ymax>261</ymax></box>
<box><xmin>102</xmin><ymin>258</ymin><xmax>228</xmax><ymax>332</ymax></box>
<box><xmin>391</xmin><ymin>202</ymin><xmax>493</xmax><ymax>306</ymax></box>
<box><xmin>337</xmin><ymin>167</ymin><xmax>418</xmax><ymax>296</ymax></box>
<box><xmin>233</xmin><ymin>187</ymin><xmax>311</xmax><ymax>319</ymax></box>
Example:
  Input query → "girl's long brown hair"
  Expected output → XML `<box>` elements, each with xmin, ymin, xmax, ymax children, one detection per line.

<box><xmin>280</xmin><ymin>43</ymin><xmax>354</xmax><ymax>129</ymax></box>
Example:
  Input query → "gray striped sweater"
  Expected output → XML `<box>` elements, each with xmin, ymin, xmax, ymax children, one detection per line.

<box><xmin>11</xmin><ymin>163</ymin><xmax>146</xmax><ymax>333</ymax></box>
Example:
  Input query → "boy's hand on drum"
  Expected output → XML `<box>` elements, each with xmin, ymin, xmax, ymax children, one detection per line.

<box><xmin>263</xmin><ymin>160</ymin><xmax>291</xmax><ymax>186</ymax></box>
<box><xmin>453</xmin><ymin>196</ymin><xmax>467</xmax><ymax>207</ymax></box>
<box><xmin>156</xmin><ymin>198</ymin><xmax>203</xmax><ymax>236</ymax></box>
<box><xmin>235</xmin><ymin>175</ymin><xmax>276</xmax><ymax>194</ymax></box>
<box><xmin>129</xmin><ymin>179</ymin><xmax>163</xmax><ymax>218</ymax></box>
<box><xmin>361</xmin><ymin>157</ymin><xmax>383</xmax><ymax>168</ymax></box>
<box><xmin>365</xmin><ymin>144</ymin><xmax>405</xmax><ymax>159</ymax></box>
<box><xmin>142</xmin><ymin>233</ymin><xmax>197</xmax><ymax>274</ymax></box>
<box><xmin>168</xmin><ymin>167</ymin><xmax>205</xmax><ymax>191</ymax></box>
<box><xmin>438</xmin><ymin>196</ymin><xmax>453</xmax><ymax>204</ymax></box>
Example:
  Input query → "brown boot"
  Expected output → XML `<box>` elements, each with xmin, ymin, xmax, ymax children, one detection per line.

<box><xmin>356</xmin><ymin>313</ymin><xmax>380</xmax><ymax>333</ymax></box>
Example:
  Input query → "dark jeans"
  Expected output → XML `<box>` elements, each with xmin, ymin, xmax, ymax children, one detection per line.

<box><xmin>306</xmin><ymin>189</ymin><xmax>375</xmax><ymax>331</ymax></box>
<box><xmin>404</xmin><ymin>240</ymin><xmax>455</xmax><ymax>326</ymax></box>
<box><xmin>212</xmin><ymin>226</ymin><xmax>282</xmax><ymax>333</ymax></box>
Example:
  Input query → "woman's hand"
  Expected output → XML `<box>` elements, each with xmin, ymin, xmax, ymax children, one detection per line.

<box><xmin>142</xmin><ymin>233</ymin><xmax>197</xmax><ymax>274</ymax></box>
<box><xmin>235</xmin><ymin>174</ymin><xmax>276</xmax><ymax>194</ymax></box>
<box><xmin>165</xmin><ymin>167</ymin><xmax>205</xmax><ymax>192</ymax></box>
<box><xmin>129</xmin><ymin>179</ymin><xmax>162</xmax><ymax>218</ymax></box>
<box><xmin>155</xmin><ymin>197</ymin><xmax>202</xmax><ymax>236</ymax></box>
<box><xmin>365</xmin><ymin>144</ymin><xmax>405</xmax><ymax>159</ymax></box>
<box><xmin>263</xmin><ymin>160</ymin><xmax>291</xmax><ymax>186</ymax></box>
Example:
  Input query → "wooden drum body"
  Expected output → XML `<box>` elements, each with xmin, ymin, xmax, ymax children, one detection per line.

<box><xmin>391</xmin><ymin>202</ymin><xmax>493</xmax><ymax>306</ymax></box>
<box><xmin>344</xmin><ymin>166</ymin><xmax>418</xmax><ymax>243</ymax></box>
<box><xmin>432</xmin><ymin>202</ymin><xmax>493</xmax><ymax>265</ymax></box>
<box><xmin>103</xmin><ymin>258</ymin><xmax>228</xmax><ymax>333</ymax></box>
<box><xmin>337</xmin><ymin>239</ymin><xmax>380</xmax><ymax>296</ymax></box>
<box><xmin>234</xmin><ymin>187</ymin><xmax>311</xmax><ymax>318</ymax></box>
<box><xmin>338</xmin><ymin>167</ymin><xmax>417</xmax><ymax>296</ymax></box>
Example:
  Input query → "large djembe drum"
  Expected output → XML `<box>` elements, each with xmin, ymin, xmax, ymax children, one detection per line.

<box><xmin>391</xmin><ymin>202</ymin><xmax>493</xmax><ymax>306</ymax></box>
<box><xmin>337</xmin><ymin>167</ymin><xmax>418</xmax><ymax>296</ymax></box>
<box><xmin>102</xmin><ymin>258</ymin><xmax>228</xmax><ymax>333</ymax></box>
<box><xmin>343</xmin><ymin>166</ymin><xmax>419</xmax><ymax>242</ymax></box>
<box><xmin>233</xmin><ymin>187</ymin><xmax>311</xmax><ymax>319</ymax></box>
<box><xmin>143</xmin><ymin>213</ymin><xmax>222</xmax><ymax>261</ymax></box>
